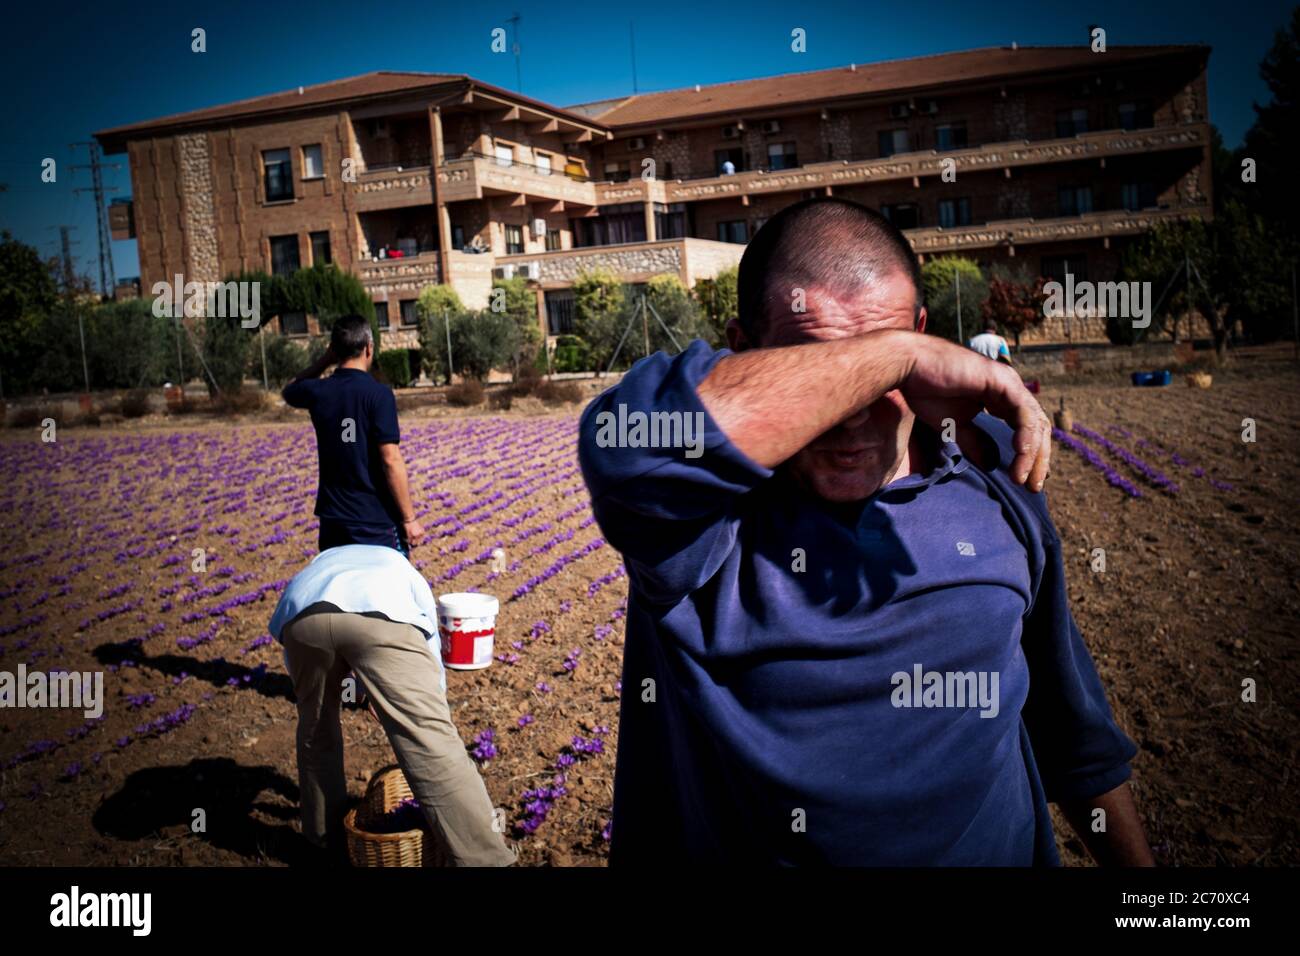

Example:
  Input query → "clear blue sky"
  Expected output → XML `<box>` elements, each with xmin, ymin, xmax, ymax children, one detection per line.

<box><xmin>0</xmin><ymin>0</ymin><xmax>1290</xmax><ymax>289</ymax></box>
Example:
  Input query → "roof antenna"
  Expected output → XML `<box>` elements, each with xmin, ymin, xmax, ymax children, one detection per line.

<box><xmin>506</xmin><ymin>12</ymin><xmax>523</xmax><ymax>92</ymax></box>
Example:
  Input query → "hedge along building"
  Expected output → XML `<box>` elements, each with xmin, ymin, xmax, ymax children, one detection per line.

<box><xmin>95</xmin><ymin>43</ymin><xmax>1212</xmax><ymax>359</ymax></box>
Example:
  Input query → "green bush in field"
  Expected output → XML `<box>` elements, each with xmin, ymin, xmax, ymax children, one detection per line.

<box><xmin>376</xmin><ymin>349</ymin><xmax>412</xmax><ymax>388</ymax></box>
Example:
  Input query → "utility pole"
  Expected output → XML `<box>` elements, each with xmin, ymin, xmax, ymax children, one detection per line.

<box><xmin>70</xmin><ymin>141</ymin><xmax>120</xmax><ymax>298</ymax></box>
<box><xmin>49</xmin><ymin>225</ymin><xmax>90</xmax><ymax>392</ymax></box>
<box><xmin>506</xmin><ymin>13</ymin><xmax>523</xmax><ymax>92</ymax></box>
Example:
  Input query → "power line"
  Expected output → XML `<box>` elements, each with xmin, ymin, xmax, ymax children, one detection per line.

<box><xmin>69</xmin><ymin>141</ymin><xmax>120</xmax><ymax>297</ymax></box>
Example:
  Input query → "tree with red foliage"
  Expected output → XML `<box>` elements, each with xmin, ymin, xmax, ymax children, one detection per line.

<box><xmin>981</xmin><ymin>271</ymin><xmax>1048</xmax><ymax>351</ymax></box>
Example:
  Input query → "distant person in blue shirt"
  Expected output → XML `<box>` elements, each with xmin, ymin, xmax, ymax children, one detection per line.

<box><xmin>968</xmin><ymin>323</ymin><xmax>1014</xmax><ymax>365</ymax></box>
<box><xmin>578</xmin><ymin>197</ymin><xmax>1153</xmax><ymax>866</ymax></box>
<box><xmin>283</xmin><ymin>314</ymin><xmax>425</xmax><ymax>556</ymax></box>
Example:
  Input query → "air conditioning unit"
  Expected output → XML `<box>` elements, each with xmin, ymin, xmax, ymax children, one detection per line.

<box><xmin>889</xmin><ymin>103</ymin><xmax>910</xmax><ymax>119</ymax></box>
<box><xmin>722</xmin><ymin>125</ymin><xmax>740</xmax><ymax>139</ymax></box>
<box><xmin>521</xmin><ymin>262</ymin><xmax>540</xmax><ymax>280</ymax></box>
<box><xmin>629</xmin><ymin>136</ymin><xmax>647</xmax><ymax>150</ymax></box>
<box><xmin>761</xmin><ymin>119</ymin><xmax>782</xmax><ymax>134</ymax></box>
<box><xmin>532</xmin><ymin>218</ymin><xmax>547</xmax><ymax>237</ymax></box>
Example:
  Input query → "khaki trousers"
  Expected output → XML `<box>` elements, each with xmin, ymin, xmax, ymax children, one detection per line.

<box><xmin>282</xmin><ymin>607</ymin><xmax>516</xmax><ymax>866</ymax></box>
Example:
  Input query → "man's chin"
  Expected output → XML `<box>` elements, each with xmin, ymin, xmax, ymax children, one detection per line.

<box><xmin>802</xmin><ymin>469</ymin><xmax>886</xmax><ymax>503</ymax></box>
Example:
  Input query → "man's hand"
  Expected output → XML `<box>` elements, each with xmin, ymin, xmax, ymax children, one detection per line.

<box><xmin>901</xmin><ymin>334</ymin><xmax>1050</xmax><ymax>490</ymax></box>
<box><xmin>1060</xmin><ymin>782</ymin><xmax>1157</xmax><ymax>866</ymax></box>
<box><xmin>402</xmin><ymin>517</ymin><xmax>426</xmax><ymax>547</ymax></box>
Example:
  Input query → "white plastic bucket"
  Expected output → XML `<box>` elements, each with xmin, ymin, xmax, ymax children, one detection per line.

<box><xmin>437</xmin><ymin>592</ymin><xmax>499</xmax><ymax>670</ymax></box>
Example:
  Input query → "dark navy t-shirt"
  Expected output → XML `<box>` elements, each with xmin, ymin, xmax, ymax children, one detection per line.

<box><xmin>283</xmin><ymin>368</ymin><xmax>403</xmax><ymax>541</ymax></box>
<box><xmin>578</xmin><ymin>340</ymin><xmax>1137</xmax><ymax>866</ymax></box>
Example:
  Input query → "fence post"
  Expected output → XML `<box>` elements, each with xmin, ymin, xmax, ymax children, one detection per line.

<box><xmin>444</xmin><ymin>309</ymin><xmax>454</xmax><ymax>383</ymax></box>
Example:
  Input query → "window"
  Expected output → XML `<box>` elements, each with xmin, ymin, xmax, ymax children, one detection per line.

<box><xmin>1121</xmin><ymin>182</ymin><xmax>1157</xmax><ymax>211</ymax></box>
<box><xmin>263</xmin><ymin>148</ymin><xmax>294</xmax><ymax>202</ymax></box>
<box><xmin>715</xmin><ymin>148</ymin><xmax>744</xmax><ymax>175</ymax></box>
<box><xmin>310</xmin><ymin>230</ymin><xmax>331</xmax><ymax>265</ymax></box>
<box><xmin>505</xmin><ymin>224</ymin><xmax>524</xmax><ymax>255</ymax></box>
<box><xmin>603</xmin><ymin>161</ymin><xmax>630</xmax><ymax>183</ymax></box>
<box><xmin>935</xmin><ymin>123</ymin><xmax>968</xmax><ymax>151</ymax></box>
<box><xmin>1042</xmin><ymin>255</ymin><xmax>1088</xmax><ymax>287</ymax></box>
<box><xmin>716</xmin><ymin>220</ymin><xmax>748</xmax><ymax>244</ymax></box>
<box><xmin>938</xmin><ymin>198</ymin><xmax>972</xmax><ymax>228</ymax></box>
<box><xmin>1055</xmin><ymin>108</ymin><xmax>1089</xmax><ymax>137</ymax></box>
<box><xmin>302</xmin><ymin>144</ymin><xmax>324</xmax><ymax>179</ymax></box>
<box><xmin>545</xmin><ymin>229</ymin><xmax>563</xmax><ymax>251</ymax></box>
<box><xmin>882</xmin><ymin>203</ymin><xmax>919</xmax><ymax>230</ymax></box>
<box><xmin>878</xmin><ymin>129</ymin><xmax>909</xmax><ymax>157</ymax></box>
<box><xmin>1118</xmin><ymin>101</ymin><xmax>1153</xmax><ymax>131</ymax></box>
<box><xmin>399</xmin><ymin>300</ymin><xmax>418</xmax><ymax>328</ymax></box>
<box><xmin>546</xmin><ymin>290</ymin><xmax>576</xmax><ymax>335</ymax></box>
<box><xmin>572</xmin><ymin>203</ymin><xmax>646</xmax><ymax>247</ymax></box>
<box><xmin>1058</xmin><ymin>185</ymin><xmax>1094</xmax><ymax>216</ymax></box>
<box><xmin>374</xmin><ymin>301</ymin><xmax>389</xmax><ymax>330</ymax></box>
<box><xmin>279</xmin><ymin>312</ymin><xmax>307</xmax><ymax>335</ymax></box>
<box><xmin>655</xmin><ymin>203</ymin><xmax>689</xmax><ymax>240</ymax></box>
<box><xmin>451</xmin><ymin>225</ymin><xmax>465</xmax><ymax>249</ymax></box>
<box><xmin>767</xmin><ymin>142</ymin><xmax>798</xmax><ymax>171</ymax></box>
<box><xmin>269</xmin><ymin>235</ymin><xmax>300</xmax><ymax>275</ymax></box>
<box><xmin>494</xmin><ymin>143</ymin><xmax>514</xmax><ymax>167</ymax></box>
<box><xmin>535</xmin><ymin>152</ymin><xmax>552</xmax><ymax>175</ymax></box>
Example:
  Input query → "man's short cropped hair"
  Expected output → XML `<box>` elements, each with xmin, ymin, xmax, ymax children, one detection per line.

<box><xmin>736</xmin><ymin>197</ymin><xmax>924</xmax><ymax>343</ymax></box>
<box><xmin>330</xmin><ymin>314</ymin><xmax>373</xmax><ymax>359</ymax></box>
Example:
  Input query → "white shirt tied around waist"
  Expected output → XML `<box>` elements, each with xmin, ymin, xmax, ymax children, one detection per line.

<box><xmin>269</xmin><ymin>544</ymin><xmax>444</xmax><ymax>690</ymax></box>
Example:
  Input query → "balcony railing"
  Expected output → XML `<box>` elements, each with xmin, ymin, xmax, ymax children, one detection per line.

<box><xmin>445</xmin><ymin>151</ymin><xmax>590</xmax><ymax>182</ymax></box>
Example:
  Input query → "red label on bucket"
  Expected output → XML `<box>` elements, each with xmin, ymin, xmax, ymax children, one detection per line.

<box><xmin>440</xmin><ymin>620</ymin><xmax>495</xmax><ymax>668</ymax></box>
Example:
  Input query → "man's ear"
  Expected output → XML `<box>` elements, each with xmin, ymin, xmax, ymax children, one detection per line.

<box><xmin>724</xmin><ymin>318</ymin><xmax>751</xmax><ymax>352</ymax></box>
<box><xmin>915</xmin><ymin>305</ymin><xmax>928</xmax><ymax>335</ymax></box>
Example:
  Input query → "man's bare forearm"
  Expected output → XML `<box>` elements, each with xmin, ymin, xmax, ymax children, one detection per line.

<box><xmin>697</xmin><ymin>329</ymin><xmax>914</xmax><ymax>468</ymax></box>
<box><xmin>382</xmin><ymin>453</ymin><xmax>416</xmax><ymax>522</ymax></box>
<box><xmin>1061</xmin><ymin>782</ymin><xmax>1156</xmax><ymax>866</ymax></box>
<box><xmin>697</xmin><ymin>329</ymin><xmax>1051</xmax><ymax>488</ymax></box>
<box><xmin>287</xmin><ymin>349</ymin><xmax>335</xmax><ymax>387</ymax></box>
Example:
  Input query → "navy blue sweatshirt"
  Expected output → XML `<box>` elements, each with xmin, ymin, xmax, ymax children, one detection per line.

<box><xmin>578</xmin><ymin>341</ymin><xmax>1136</xmax><ymax>866</ymax></box>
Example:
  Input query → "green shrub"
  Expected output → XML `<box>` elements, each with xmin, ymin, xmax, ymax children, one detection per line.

<box><xmin>376</xmin><ymin>349</ymin><xmax>412</xmax><ymax>388</ymax></box>
<box><xmin>692</xmin><ymin>265</ymin><xmax>738</xmax><ymax>347</ymax></box>
<box><xmin>921</xmin><ymin>257</ymin><xmax>988</xmax><ymax>344</ymax></box>
<box><xmin>552</xmin><ymin>335</ymin><xmax>591</xmax><ymax>373</ymax></box>
<box><xmin>263</xmin><ymin>335</ymin><xmax>309</xmax><ymax>387</ymax></box>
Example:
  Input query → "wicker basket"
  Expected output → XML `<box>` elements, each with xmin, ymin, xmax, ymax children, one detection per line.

<box><xmin>344</xmin><ymin>765</ymin><xmax>451</xmax><ymax>867</ymax></box>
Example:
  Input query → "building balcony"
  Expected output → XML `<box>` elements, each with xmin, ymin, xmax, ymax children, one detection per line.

<box><xmin>494</xmin><ymin>236</ymin><xmax>743</xmax><ymax>288</ymax></box>
<box><xmin>437</xmin><ymin>153</ymin><xmax>598</xmax><ymax>207</ymax></box>
<box><xmin>352</xmin><ymin>164</ymin><xmax>434</xmax><ymax>212</ymax></box>
<box><xmin>906</xmin><ymin>202</ymin><xmax>1213</xmax><ymax>256</ymax></box>
<box><xmin>656</xmin><ymin>123</ymin><xmax>1211</xmax><ymax>203</ymax></box>
<box><xmin>354</xmin><ymin>250</ymin><xmax>442</xmax><ymax>295</ymax></box>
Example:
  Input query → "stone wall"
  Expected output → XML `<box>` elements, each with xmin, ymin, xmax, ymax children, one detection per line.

<box><xmin>178</xmin><ymin>133</ymin><xmax>219</xmax><ymax>282</ymax></box>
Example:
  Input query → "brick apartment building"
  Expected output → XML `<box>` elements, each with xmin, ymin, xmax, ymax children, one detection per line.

<box><xmin>95</xmin><ymin>43</ymin><xmax>1212</xmax><ymax>362</ymax></box>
